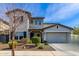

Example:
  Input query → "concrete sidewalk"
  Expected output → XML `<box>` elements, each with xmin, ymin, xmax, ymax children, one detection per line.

<box><xmin>0</xmin><ymin>51</ymin><xmax>54</xmax><ymax>56</ymax></box>
<box><xmin>0</xmin><ymin>51</ymin><xmax>11</xmax><ymax>56</ymax></box>
<box><xmin>15</xmin><ymin>51</ymin><xmax>54</xmax><ymax>56</ymax></box>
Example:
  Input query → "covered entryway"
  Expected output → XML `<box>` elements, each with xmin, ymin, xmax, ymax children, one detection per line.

<box><xmin>29</xmin><ymin>29</ymin><xmax>43</xmax><ymax>42</ymax></box>
<box><xmin>46</xmin><ymin>32</ymin><xmax>67</xmax><ymax>43</ymax></box>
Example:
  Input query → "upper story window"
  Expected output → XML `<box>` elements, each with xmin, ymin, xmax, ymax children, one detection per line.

<box><xmin>39</xmin><ymin>20</ymin><xmax>42</xmax><ymax>25</ymax></box>
<box><xmin>35</xmin><ymin>20</ymin><xmax>38</xmax><ymax>25</ymax></box>
<box><xmin>31</xmin><ymin>20</ymin><xmax>33</xmax><ymax>24</ymax></box>
<box><xmin>33</xmin><ymin>20</ymin><xmax>42</xmax><ymax>25</ymax></box>
<box><xmin>31</xmin><ymin>19</ymin><xmax>43</xmax><ymax>25</ymax></box>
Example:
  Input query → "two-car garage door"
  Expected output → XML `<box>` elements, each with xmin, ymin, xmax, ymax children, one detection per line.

<box><xmin>46</xmin><ymin>32</ymin><xmax>67</xmax><ymax>43</ymax></box>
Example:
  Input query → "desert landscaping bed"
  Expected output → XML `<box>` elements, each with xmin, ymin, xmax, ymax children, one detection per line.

<box><xmin>15</xmin><ymin>44</ymin><xmax>55</xmax><ymax>51</ymax></box>
<box><xmin>0</xmin><ymin>43</ymin><xmax>55</xmax><ymax>51</ymax></box>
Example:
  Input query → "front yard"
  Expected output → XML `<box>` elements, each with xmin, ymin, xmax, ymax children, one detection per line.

<box><xmin>0</xmin><ymin>36</ymin><xmax>55</xmax><ymax>51</ymax></box>
<box><xmin>15</xmin><ymin>44</ymin><xmax>55</xmax><ymax>51</ymax></box>
<box><xmin>0</xmin><ymin>43</ymin><xmax>55</xmax><ymax>51</ymax></box>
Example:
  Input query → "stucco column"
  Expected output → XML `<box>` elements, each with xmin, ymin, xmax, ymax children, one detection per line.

<box><xmin>27</xmin><ymin>31</ymin><xmax>30</xmax><ymax>38</ymax></box>
<box><xmin>27</xmin><ymin>19</ymin><xmax>29</xmax><ymax>29</ymax></box>
<box><xmin>66</xmin><ymin>32</ymin><xmax>71</xmax><ymax>43</ymax></box>
<box><xmin>26</xmin><ymin>18</ymin><xmax>30</xmax><ymax>38</ymax></box>
<box><xmin>44</xmin><ymin>32</ymin><xmax>46</xmax><ymax>41</ymax></box>
<box><xmin>9</xmin><ymin>30</ymin><xmax>11</xmax><ymax>41</ymax></box>
<box><xmin>68</xmin><ymin>32</ymin><xmax>72</xmax><ymax>43</ymax></box>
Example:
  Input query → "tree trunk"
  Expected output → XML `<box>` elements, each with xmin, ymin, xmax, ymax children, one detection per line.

<box><xmin>11</xmin><ymin>30</ymin><xmax>15</xmax><ymax>56</ymax></box>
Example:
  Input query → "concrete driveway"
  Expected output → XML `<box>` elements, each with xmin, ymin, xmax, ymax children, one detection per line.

<box><xmin>49</xmin><ymin>43</ymin><xmax>79</xmax><ymax>56</ymax></box>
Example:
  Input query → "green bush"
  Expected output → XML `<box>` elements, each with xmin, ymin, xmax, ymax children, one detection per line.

<box><xmin>20</xmin><ymin>38</ymin><xmax>27</xmax><ymax>44</ymax></box>
<box><xmin>31</xmin><ymin>36</ymin><xmax>41</xmax><ymax>46</ymax></box>
<box><xmin>8</xmin><ymin>40</ymin><xmax>18</xmax><ymax>49</ymax></box>
<box><xmin>37</xmin><ymin>44</ymin><xmax>44</xmax><ymax>49</ymax></box>
<box><xmin>16</xmin><ymin>40</ymin><xmax>20</xmax><ymax>43</ymax></box>
<box><xmin>26</xmin><ymin>38</ymin><xmax>32</xmax><ymax>44</ymax></box>
<box><xmin>22</xmin><ymin>38</ymin><xmax>32</xmax><ymax>44</ymax></box>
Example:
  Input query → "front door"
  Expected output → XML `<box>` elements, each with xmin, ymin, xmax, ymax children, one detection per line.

<box><xmin>30</xmin><ymin>32</ymin><xmax>34</xmax><ymax>39</ymax></box>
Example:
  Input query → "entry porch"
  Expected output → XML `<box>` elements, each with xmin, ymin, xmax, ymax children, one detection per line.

<box><xmin>29</xmin><ymin>29</ymin><xmax>43</xmax><ymax>42</ymax></box>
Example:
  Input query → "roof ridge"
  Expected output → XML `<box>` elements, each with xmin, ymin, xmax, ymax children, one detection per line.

<box><xmin>6</xmin><ymin>8</ymin><xmax>31</xmax><ymax>15</ymax></box>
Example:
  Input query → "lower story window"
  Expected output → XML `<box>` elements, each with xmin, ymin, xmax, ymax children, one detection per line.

<box><xmin>15</xmin><ymin>32</ymin><xmax>27</xmax><ymax>40</ymax></box>
<box><xmin>19</xmin><ymin>36</ymin><xmax>24</xmax><ymax>39</ymax></box>
<box><xmin>15</xmin><ymin>36</ymin><xmax>18</xmax><ymax>40</ymax></box>
<box><xmin>23</xmin><ymin>31</ymin><xmax>27</xmax><ymax>38</ymax></box>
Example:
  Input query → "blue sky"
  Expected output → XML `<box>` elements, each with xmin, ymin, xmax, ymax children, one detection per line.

<box><xmin>0</xmin><ymin>3</ymin><xmax>79</xmax><ymax>27</ymax></box>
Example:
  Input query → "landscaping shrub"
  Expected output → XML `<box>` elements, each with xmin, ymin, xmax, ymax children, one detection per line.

<box><xmin>31</xmin><ymin>36</ymin><xmax>41</xmax><ymax>46</ymax></box>
<box><xmin>37</xmin><ymin>44</ymin><xmax>44</xmax><ymax>49</ymax></box>
<box><xmin>8</xmin><ymin>40</ymin><xmax>18</xmax><ymax>49</ymax></box>
<box><xmin>16</xmin><ymin>40</ymin><xmax>20</xmax><ymax>43</ymax></box>
<box><xmin>26</xmin><ymin>38</ymin><xmax>32</xmax><ymax>44</ymax></box>
<box><xmin>20</xmin><ymin>38</ymin><xmax>27</xmax><ymax>44</ymax></box>
<box><xmin>22</xmin><ymin>38</ymin><xmax>32</xmax><ymax>44</ymax></box>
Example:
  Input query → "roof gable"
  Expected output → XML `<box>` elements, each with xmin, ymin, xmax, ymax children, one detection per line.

<box><xmin>43</xmin><ymin>23</ymin><xmax>73</xmax><ymax>30</ymax></box>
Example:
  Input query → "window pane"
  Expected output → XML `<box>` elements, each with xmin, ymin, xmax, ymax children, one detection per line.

<box><xmin>19</xmin><ymin>36</ymin><xmax>23</xmax><ymax>40</ymax></box>
<box><xmin>39</xmin><ymin>20</ymin><xmax>41</xmax><ymax>25</ymax></box>
<box><xmin>35</xmin><ymin>20</ymin><xmax>37</xmax><ymax>25</ymax></box>
<box><xmin>15</xmin><ymin>36</ymin><xmax>18</xmax><ymax>40</ymax></box>
<box><xmin>31</xmin><ymin>20</ymin><xmax>33</xmax><ymax>24</ymax></box>
<box><xmin>24</xmin><ymin>32</ymin><xmax>27</xmax><ymax>38</ymax></box>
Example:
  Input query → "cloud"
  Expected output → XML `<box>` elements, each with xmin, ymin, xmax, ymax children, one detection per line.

<box><xmin>20</xmin><ymin>3</ymin><xmax>45</xmax><ymax>17</ymax></box>
<box><xmin>0</xmin><ymin>3</ymin><xmax>79</xmax><ymax>27</ymax></box>
<box><xmin>44</xmin><ymin>3</ymin><xmax>79</xmax><ymax>23</ymax></box>
<box><xmin>0</xmin><ymin>3</ymin><xmax>46</xmax><ymax>22</ymax></box>
<box><xmin>0</xmin><ymin>3</ymin><xmax>17</xmax><ymax>21</ymax></box>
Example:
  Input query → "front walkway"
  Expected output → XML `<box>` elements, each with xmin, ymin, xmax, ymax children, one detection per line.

<box><xmin>49</xmin><ymin>43</ymin><xmax>79</xmax><ymax>56</ymax></box>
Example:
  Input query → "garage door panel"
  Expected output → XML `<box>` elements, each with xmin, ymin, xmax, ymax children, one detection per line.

<box><xmin>46</xmin><ymin>32</ymin><xmax>67</xmax><ymax>43</ymax></box>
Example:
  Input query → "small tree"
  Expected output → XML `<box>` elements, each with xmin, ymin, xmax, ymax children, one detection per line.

<box><xmin>73</xmin><ymin>26</ymin><xmax>79</xmax><ymax>35</ymax></box>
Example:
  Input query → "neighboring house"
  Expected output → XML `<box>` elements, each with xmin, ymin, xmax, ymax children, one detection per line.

<box><xmin>0</xmin><ymin>18</ymin><xmax>9</xmax><ymax>43</ymax></box>
<box><xmin>2</xmin><ymin>9</ymin><xmax>73</xmax><ymax>43</ymax></box>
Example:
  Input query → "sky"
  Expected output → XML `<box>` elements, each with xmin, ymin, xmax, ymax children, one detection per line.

<box><xmin>0</xmin><ymin>3</ymin><xmax>79</xmax><ymax>27</ymax></box>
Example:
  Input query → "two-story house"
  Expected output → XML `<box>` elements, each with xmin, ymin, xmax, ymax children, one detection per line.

<box><xmin>5</xmin><ymin>9</ymin><xmax>73</xmax><ymax>43</ymax></box>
